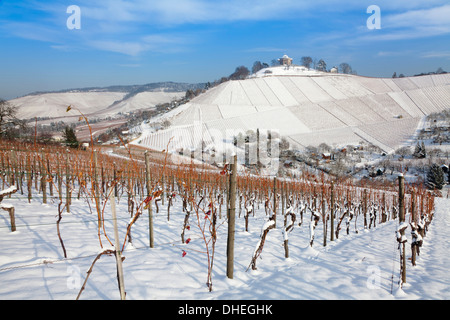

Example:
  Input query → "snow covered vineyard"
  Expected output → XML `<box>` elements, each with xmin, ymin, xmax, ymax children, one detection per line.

<box><xmin>133</xmin><ymin>68</ymin><xmax>450</xmax><ymax>154</ymax></box>
<box><xmin>0</xmin><ymin>174</ymin><xmax>447</xmax><ymax>300</ymax></box>
<box><xmin>0</xmin><ymin>142</ymin><xmax>446</xmax><ymax>300</ymax></box>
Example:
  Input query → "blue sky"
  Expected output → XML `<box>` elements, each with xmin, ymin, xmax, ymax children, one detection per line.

<box><xmin>1</xmin><ymin>0</ymin><xmax>450</xmax><ymax>99</ymax></box>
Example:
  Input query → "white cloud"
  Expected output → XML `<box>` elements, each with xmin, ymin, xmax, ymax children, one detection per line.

<box><xmin>385</xmin><ymin>4</ymin><xmax>450</xmax><ymax>28</ymax></box>
<box><xmin>350</xmin><ymin>3</ymin><xmax>450</xmax><ymax>44</ymax></box>
<box><xmin>377</xmin><ymin>50</ymin><xmax>414</xmax><ymax>57</ymax></box>
<box><xmin>380</xmin><ymin>4</ymin><xmax>450</xmax><ymax>39</ymax></box>
<box><xmin>422</xmin><ymin>51</ymin><xmax>450</xmax><ymax>59</ymax></box>
<box><xmin>87</xmin><ymin>33</ymin><xmax>194</xmax><ymax>56</ymax></box>
<box><xmin>88</xmin><ymin>40</ymin><xmax>148</xmax><ymax>56</ymax></box>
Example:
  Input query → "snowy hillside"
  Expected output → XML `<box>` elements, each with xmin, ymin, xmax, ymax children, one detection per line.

<box><xmin>11</xmin><ymin>92</ymin><xmax>127</xmax><ymax>119</ymax></box>
<box><xmin>0</xmin><ymin>184</ymin><xmax>448</xmax><ymax>300</ymax></box>
<box><xmin>134</xmin><ymin>68</ymin><xmax>450</xmax><ymax>155</ymax></box>
<box><xmin>9</xmin><ymin>84</ymin><xmax>190</xmax><ymax>120</ymax></box>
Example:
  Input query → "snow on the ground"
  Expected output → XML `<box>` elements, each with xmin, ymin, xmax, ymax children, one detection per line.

<box><xmin>0</xmin><ymin>188</ymin><xmax>449</xmax><ymax>300</ymax></box>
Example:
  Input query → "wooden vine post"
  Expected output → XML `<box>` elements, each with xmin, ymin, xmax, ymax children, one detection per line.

<box><xmin>330</xmin><ymin>181</ymin><xmax>335</xmax><ymax>242</ymax></box>
<box><xmin>410</xmin><ymin>190</ymin><xmax>418</xmax><ymax>266</ymax></box>
<box><xmin>0</xmin><ymin>186</ymin><xmax>17</xmax><ymax>232</ymax></box>
<box><xmin>26</xmin><ymin>154</ymin><xmax>32</xmax><ymax>203</ymax></box>
<box><xmin>226</xmin><ymin>155</ymin><xmax>237</xmax><ymax>279</ymax></box>
<box><xmin>93</xmin><ymin>151</ymin><xmax>102</xmax><ymax>228</ymax></box>
<box><xmin>273</xmin><ymin>177</ymin><xmax>277</xmax><ymax>228</ymax></box>
<box><xmin>65</xmin><ymin>151</ymin><xmax>71</xmax><ymax>213</ymax></box>
<box><xmin>363</xmin><ymin>189</ymin><xmax>367</xmax><ymax>229</ymax></box>
<box><xmin>398</xmin><ymin>174</ymin><xmax>407</xmax><ymax>286</ymax></box>
<box><xmin>145</xmin><ymin>151</ymin><xmax>154</xmax><ymax>248</ymax></box>
<box><xmin>322</xmin><ymin>198</ymin><xmax>327</xmax><ymax>247</ymax></box>
<box><xmin>110</xmin><ymin>186</ymin><xmax>126</xmax><ymax>300</ymax></box>
<box><xmin>41</xmin><ymin>149</ymin><xmax>47</xmax><ymax>204</ymax></box>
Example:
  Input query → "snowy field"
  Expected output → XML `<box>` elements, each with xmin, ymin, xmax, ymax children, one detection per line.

<box><xmin>0</xmin><ymin>187</ymin><xmax>449</xmax><ymax>300</ymax></box>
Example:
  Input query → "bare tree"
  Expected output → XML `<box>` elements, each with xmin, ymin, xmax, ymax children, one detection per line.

<box><xmin>252</xmin><ymin>61</ymin><xmax>269</xmax><ymax>74</ymax></box>
<box><xmin>229</xmin><ymin>66</ymin><xmax>250</xmax><ymax>80</ymax></box>
<box><xmin>301</xmin><ymin>56</ymin><xmax>313</xmax><ymax>69</ymax></box>
<box><xmin>0</xmin><ymin>99</ymin><xmax>24</xmax><ymax>137</ymax></box>
<box><xmin>339</xmin><ymin>63</ymin><xmax>353</xmax><ymax>74</ymax></box>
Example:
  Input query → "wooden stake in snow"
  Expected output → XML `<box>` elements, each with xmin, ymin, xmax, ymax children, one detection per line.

<box><xmin>330</xmin><ymin>182</ymin><xmax>335</xmax><ymax>242</ymax></box>
<box><xmin>397</xmin><ymin>174</ymin><xmax>407</xmax><ymax>287</ymax></box>
<box><xmin>226</xmin><ymin>155</ymin><xmax>237</xmax><ymax>279</ymax></box>
<box><xmin>66</xmin><ymin>151</ymin><xmax>71</xmax><ymax>213</ymax></box>
<box><xmin>272</xmin><ymin>177</ymin><xmax>277</xmax><ymax>228</ymax></box>
<box><xmin>41</xmin><ymin>149</ymin><xmax>47</xmax><ymax>204</ymax></box>
<box><xmin>93</xmin><ymin>151</ymin><xmax>102</xmax><ymax>228</ymax></box>
<box><xmin>0</xmin><ymin>185</ymin><xmax>17</xmax><ymax>232</ymax></box>
<box><xmin>145</xmin><ymin>151</ymin><xmax>154</xmax><ymax>248</ymax></box>
<box><xmin>110</xmin><ymin>187</ymin><xmax>126</xmax><ymax>300</ymax></box>
<box><xmin>322</xmin><ymin>198</ymin><xmax>327</xmax><ymax>247</ymax></box>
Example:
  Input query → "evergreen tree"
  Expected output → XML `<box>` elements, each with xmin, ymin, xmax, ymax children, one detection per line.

<box><xmin>413</xmin><ymin>141</ymin><xmax>426</xmax><ymax>158</ymax></box>
<box><xmin>426</xmin><ymin>164</ymin><xmax>445</xmax><ymax>190</ymax></box>
<box><xmin>63</xmin><ymin>126</ymin><xmax>79</xmax><ymax>148</ymax></box>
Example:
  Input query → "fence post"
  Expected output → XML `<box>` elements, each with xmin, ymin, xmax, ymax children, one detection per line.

<box><xmin>226</xmin><ymin>155</ymin><xmax>237</xmax><ymax>279</ymax></box>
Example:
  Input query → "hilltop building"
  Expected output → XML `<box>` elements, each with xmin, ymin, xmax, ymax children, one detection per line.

<box><xmin>279</xmin><ymin>55</ymin><xmax>293</xmax><ymax>66</ymax></box>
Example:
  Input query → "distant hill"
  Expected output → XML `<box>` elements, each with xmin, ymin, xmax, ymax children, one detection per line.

<box><xmin>26</xmin><ymin>81</ymin><xmax>205</xmax><ymax>96</ymax></box>
<box><xmin>10</xmin><ymin>82</ymin><xmax>205</xmax><ymax>120</ymax></box>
